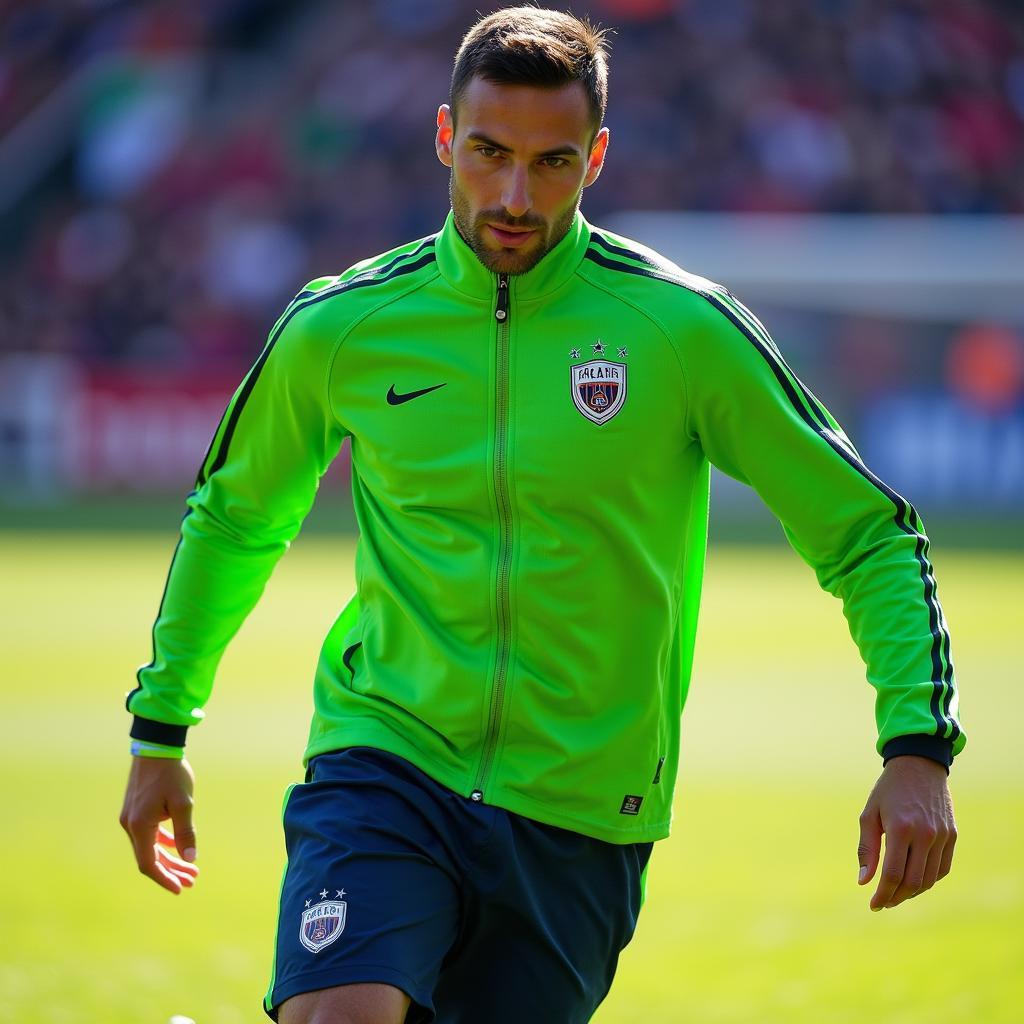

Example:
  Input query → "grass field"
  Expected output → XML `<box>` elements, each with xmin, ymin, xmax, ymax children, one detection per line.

<box><xmin>1</xmin><ymin>530</ymin><xmax>1020</xmax><ymax>1023</ymax></box>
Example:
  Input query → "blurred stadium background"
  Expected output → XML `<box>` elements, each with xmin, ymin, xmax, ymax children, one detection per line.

<box><xmin>2</xmin><ymin>0</ymin><xmax>1022</xmax><ymax>532</ymax></box>
<box><xmin>1</xmin><ymin>1</ymin><xmax>1021</xmax><ymax>1022</ymax></box>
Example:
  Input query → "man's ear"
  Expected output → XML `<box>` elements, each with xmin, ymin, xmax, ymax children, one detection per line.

<box><xmin>583</xmin><ymin>126</ymin><xmax>610</xmax><ymax>189</ymax></box>
<box><xmin>436</xmin><ymin>104</ymin><xmax>454</xmax><ymax>168</ymax></box>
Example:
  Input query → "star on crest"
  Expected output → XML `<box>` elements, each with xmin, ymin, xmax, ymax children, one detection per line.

<box><xmin>617</xmin><ymin>346</ymin><xmax>628</xmax><ymax>358</ymax></box>
<box><xmin>570</xmin><ymin>347</ymin><xmax>581</xmax><ymax>359</ymax></box>
<box><xmin>319</xmin><ymin>889</ymin><xmax>328</xmax><ymax>900</ymax></box>
<box><xmin>336</xmin><ymin>889</ymin><xmax>346</xmax><ymax>899</ymax></box>
<box><xmin>592</xmin><ymin>340</ymin><xmax>606</xmax><ymax>355</ymax></box>
<box><xmin>305</xmin><ymin>899</ymin><xmax>311</xmax><ymax>908</ymax></box>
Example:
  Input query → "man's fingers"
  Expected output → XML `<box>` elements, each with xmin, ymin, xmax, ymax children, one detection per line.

<box><xmin>120</xmin><ymin>756</ymin><xmax>197</xmax><ymax>894</ymax></box>
<box><xmin>914</xmin><ymin>825</ymin><xmax>956</xmax><ymax>896</ymax></box>
<box><xmin>886</xmin><ymin>834</ymin><xmax>933</xmax><ymax>908</ymax></box>
<box><xmin>857</xmin><ymin>806</ymin><xmax>882</xmax><ymax>885</ymax></box>
<box><xmin>125</xmin><ymin>821</ymin><xmax>197</xmax><ymax>893</ymax></box>
<box><xmin>156</xmin><ymin>843</ymin><xmax>200</xmax><ymax>879</ymax></box>
<box><xmin>917</xmin><ymin>841</ymin><xmax>945</xmax><ymax>896</ymax></box>
<box><xmin>125</xmin><ymin>821</ymin><xmax>185</xmax><ymax>894</ymax></box>
<box><xmin>120</xmin><ymin>806</ymin><xmax>160</xmax><ymax>882</ymax></box>
<box><xmin>860</xmin><ymin>757</ymin><xmax>957</xmax><ymax>911</ymax></box>
<box><xmin>870</xmin><ymin>827</ymin><xmax>910</xmax><ymax>911</ymax></box>
<box><xmin>156</xmin><ymin>845</ymin><xmax>198</xmax><ymax>887</ymax></box>
<box><xmin>155</xmin><ymin>824</ymin><xmax>200</xmax><ymax>869</ymax></box>
<box><xmin>169</xmin><ymin>796</ymin><xmax>197</xmax><ymax>864</ymax></box>
<box><xmin>937</xmin><ymin>827</ymin><xmax>957</xmax><ymax>881</ymax></box>
<box><xmin>156</xmin><ymin>825</ymin><xmax>200</xmax><ymax>883</ymax></box>
<box><xmin>150</xmin><ymin>860</ymin><xmax>187</xmax><ymax>894</ymax></box>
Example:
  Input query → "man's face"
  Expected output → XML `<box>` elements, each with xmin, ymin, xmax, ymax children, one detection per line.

<box><xmin>436</xmin><ymin>77</ymin><xmax>609</xmax><ymax>275</ymax></box>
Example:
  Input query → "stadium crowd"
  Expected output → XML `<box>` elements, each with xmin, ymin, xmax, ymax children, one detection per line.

<box><xmin>1</xmin><ymin>0</ymin><xmax>1022</xmax><ymax>368</ymax></box>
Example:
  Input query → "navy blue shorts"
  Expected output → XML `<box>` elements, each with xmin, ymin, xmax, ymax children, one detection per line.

<box><xmin>264</xmin><ymin>747</ymin><xmax>652</xmax><ymax>1022</ymax></box>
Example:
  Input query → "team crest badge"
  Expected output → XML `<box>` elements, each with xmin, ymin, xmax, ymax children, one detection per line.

<box><xmin>299</xmin><ymin>890</ymin><xmax>347</xmax><ymax>953</ymax></box>
<box><xmin>571</xmin><ymin>359</ymin><xmax>627</xmax><ymax>425</ymax></box>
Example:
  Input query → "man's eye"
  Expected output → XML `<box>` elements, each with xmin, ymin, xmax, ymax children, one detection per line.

<box><xmin>477</xmin><ymin>147</ymin><xmax>500</xmax><ymax>158</ymax></box>
<box><xmin>541</xmin><ymin>157</ymin><xmax>569</xmax><ymax>168</ymax></box>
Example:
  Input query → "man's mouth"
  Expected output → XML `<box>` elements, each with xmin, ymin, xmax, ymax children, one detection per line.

<box><xmin>487</xmin><ymin>224</ymin><xmax>539</xmax><ymax>248</ymax></box>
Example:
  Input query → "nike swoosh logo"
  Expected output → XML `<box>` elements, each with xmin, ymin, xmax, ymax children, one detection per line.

<box><xmin>387</xmin><ymin>383</ymin><xmax>447</xmax><ymax>406</ymax></box>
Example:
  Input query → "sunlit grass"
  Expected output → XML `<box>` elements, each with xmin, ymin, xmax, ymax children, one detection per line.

<box><xmin>1</xmin><ymin>534</ymin><xmax>1019</xmax><ymax>1022</ymax></box>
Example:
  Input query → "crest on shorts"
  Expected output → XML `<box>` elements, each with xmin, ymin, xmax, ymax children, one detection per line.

<box><xmin>571</xmin><ymin>359</ymin><xmax>627</xmax><ymax>425</ymax></box>
<box><xmin>299</xmin><ymin>891</ymin><xmax>347</xmax><ymax>953</ymax></box>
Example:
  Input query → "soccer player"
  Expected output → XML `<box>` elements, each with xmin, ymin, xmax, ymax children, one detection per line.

<box><xmin>119</xmin><ymin>8</ymin><xmax>964</xmax><ymax>1023</ymax></box>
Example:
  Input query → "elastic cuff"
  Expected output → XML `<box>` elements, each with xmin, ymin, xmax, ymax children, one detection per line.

<box><xmin>882</xmin><ymin>735</ymin><xmax>953</xmax><ymax>771</ymax></box>
<box><xmin>130</xmin><ymin>715</ymin><xmax>189</xmax><ymax>747</ymax></box>
<box><xmin>131</xmin><ymin>739</ymin><xmax>185</xmax><ymax>760</ymax></box>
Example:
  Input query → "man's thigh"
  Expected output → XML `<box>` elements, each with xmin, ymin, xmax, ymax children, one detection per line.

<box><xmin>264</xmin><ymin>749</ymin><xmax>466</xmax><ymax>1022</ymax></box>
<box><xmin>432</xmin><ymin>813</ymin><xmax>653</xmax><ymax>1024</ymax></box>
<box><xmin>278</xmin><ymin>982</ymin><xmax>409</xmax><ymax>1024</ymax></box>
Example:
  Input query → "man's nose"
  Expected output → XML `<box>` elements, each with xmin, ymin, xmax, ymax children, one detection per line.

<box><xmin>501</xmin><ymin>166</ymin><xmax>532</xmax><ymax>219</ymax></box>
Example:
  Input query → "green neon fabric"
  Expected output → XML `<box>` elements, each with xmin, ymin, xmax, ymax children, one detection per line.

<box><xmin>127</xmin><ymin>212</ymin><xmax>964</xmax><ymax>844</ymax></box>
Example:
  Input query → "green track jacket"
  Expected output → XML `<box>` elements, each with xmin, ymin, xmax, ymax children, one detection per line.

<box><xmin>127</xmin><ymin>211</ymin><xmax>964</xmax><ymax>843</ymax></box>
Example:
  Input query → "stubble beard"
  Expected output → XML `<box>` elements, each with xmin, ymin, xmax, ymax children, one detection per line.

<box><xmin>449</xmin><ymin>173</ymin><xmax>582</xmax><ymax>276</ymax></box>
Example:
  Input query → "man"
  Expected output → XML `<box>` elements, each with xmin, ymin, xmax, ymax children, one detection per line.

<box><xmin>120</xmin><ymin>8</ymin><xmax>964</xmax><ymax>1023</ymax></box>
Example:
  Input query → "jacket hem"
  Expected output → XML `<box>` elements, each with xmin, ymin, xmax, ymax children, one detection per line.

<box><xmin>303</xmin><ymin>723</ymin><xmax>671</xmax><ymax>845</ymax></box>
<box><xmin>130</xmin><ymin>715</ymin><xmax>189</xmax><ymax>747</ymax></box>
<box><xmin>881</xmin><ymin>734</ymin><xmax>953</xmax><ymax>770</ymax></box>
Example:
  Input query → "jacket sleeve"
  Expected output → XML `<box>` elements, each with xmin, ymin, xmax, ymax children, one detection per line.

<box><xmin>126</xmin><ymin>285</ymin><xmax>350</xmax><ymax>746</ymax></box>
<box><xmin>676</xmin><ymin>285</ymin><xmax>964</xmax><ymax>766</ymax></box>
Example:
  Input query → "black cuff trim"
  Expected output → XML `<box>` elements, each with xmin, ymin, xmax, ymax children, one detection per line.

<box><xmin>882</xmin><ymin>735</ymin><xmax>953</xmax><ymax>770</ymax></box>
<box><xmin>130</xmin><ymin>716</ymin><xmax>188</xmax><ymax>748</ymax></box>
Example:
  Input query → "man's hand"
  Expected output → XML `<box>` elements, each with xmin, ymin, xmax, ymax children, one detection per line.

<box><xmin>857</xmin><ymin>755</ymin><xmax>956</xmax><ymax>911</ymax></box>
<box><xmin>119</xmin><ymin>756</ymin><xmax>200</xmax><ymax>894</ymax></box>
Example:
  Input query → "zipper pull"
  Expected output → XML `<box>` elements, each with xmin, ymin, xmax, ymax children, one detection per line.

<box><xmin>495</xmin><ymin>273</ymin><xmax>509</xmax><ymax>322</ymax></box>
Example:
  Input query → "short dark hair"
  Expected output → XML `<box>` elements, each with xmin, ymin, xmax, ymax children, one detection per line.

<box><xmin>451</xmin><ymin>7</ymin><xmax>610</xmax><ymax>130</ymax></box>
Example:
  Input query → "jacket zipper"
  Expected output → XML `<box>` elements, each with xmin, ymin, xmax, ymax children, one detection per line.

<box><xmin>472</xmin><ymin>273</ymin><xmax>512</xmax><ymax>802</ymax></box>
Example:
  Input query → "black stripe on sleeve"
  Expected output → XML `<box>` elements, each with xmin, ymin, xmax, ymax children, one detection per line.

<box><xmin>197</xmin><ymin>244</ymin><xmax>436</xmax><ymax>487</ymax></box>
<box><xmin>129</xmin><ymin>240</ymin><xmax>438</xmax><ymax>739</ymax></box>
<box><xmin>716</xmin><ymin>289</ymin><xmax>838</xmax><ymax>437</ymax></box>
<box><xmin>196</xmin><ymin>334</ymin><xmax>282</xmax><ymax>488</ymax></box>
<box><xmin>584</xmin><ymin>240</ymin><xmax>958</xmax><ymax>744</ymax></box>
<box><xmin>588</xmin><ymin>239</ymin><xmax>831</xmax><ymax>433</ymax></box>
<box><xmin>291</xmin><ymin>235</ymin><xmax>438</xmax><ymax>301</ymax></box>
<box><xmin>590</xmin><ymin>231</ymin><xmax>656</xmax><ymax>264</ymax></box>
<box><xmin>125</xmin><ymin>521</ymin><xmax>189</xmax><ymax>714</ymax></box>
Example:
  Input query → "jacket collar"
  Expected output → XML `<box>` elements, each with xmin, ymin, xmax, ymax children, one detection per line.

<box><xmin>435</xmin><ymin>209</ymin><xmax>592</xmax><ymax>301</ymax></box>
